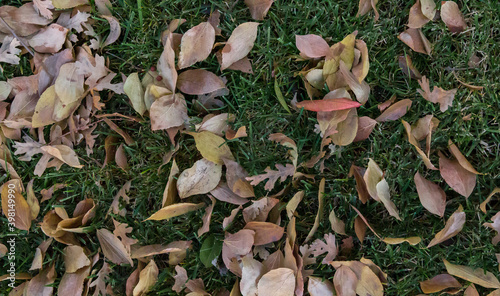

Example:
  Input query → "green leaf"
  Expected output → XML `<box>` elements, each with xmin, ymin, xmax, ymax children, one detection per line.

<box><xmin>199</xmin><ymin>234</ymin><xmax>223</xmax><ymax>268</ymax></box>
<box><xmin>274</xmin><ymin>78</ymin><xmax>291</xmax><ymax>114</ymax></box>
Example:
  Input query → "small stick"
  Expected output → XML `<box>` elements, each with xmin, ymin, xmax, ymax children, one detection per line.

<box><xmin>0</xmin><ymin>16</ymin><xmax>35</xmax><ymax>57</ymax></box>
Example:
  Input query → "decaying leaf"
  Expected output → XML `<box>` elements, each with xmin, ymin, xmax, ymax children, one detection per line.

<box><xmin>419</xmin><ymin>274</ymin><xmax>461</xmax><ymax>294</ymax></box>
<box><xmin>398</xmin><ymin>28</ymin><xmax>432</xmax><ymax>55</ymax></box>
<box><xmin>439</xmin><ymin>151</ymin><xmax>476</xmax><ymax>198</ymax></box>
<box><xmin>414</xmin><ymin>172</ymin><xmax>446</xmax><ymax>217</ymax></box>
<box><xmin>375</xmin><ymin>99</ymin><xmax>412</xmax><ymax>122</ymax></box>
<box><xmin>146</xmin><ymin>202</ymin><xmax>204</xmax><ymax>221</ymax></box>
<box><xmin>305</xmin><ymin>178</ymin><xmax>326</xmax><ymax>242</ymax></box>
<box><xmin>484</xmin><ymin>211</ymin><xmax>500</xmax><ymax>245</ymax></box>
<box><xmin>427</xmin><ymin>205</ymin><xmax>465</xmax><ymax>248</ymax></box>
<box><xmin>1</xmin><ymin>179</ymin><xmax>32</xmax><ymax>231</ymax></box>
<box><xmin>417</xmin><ymin>76</ymin><xmax>457</xmax><ymax>112</ymax></box>
<box><xmin>308</xmin><ymin>276</ymin><xmax>335</xmax><ymax>296</ymax></box>
<box><xmin>444</xmin><ymin>259</ymin><xmax>500</xmax><ymax>289</ymax></box>
<box><xmin>382</xmin><ymin>237</ymin><xmax>422</xmax><ymax>245</ymax></box>
<box><xmin>334</xmin><ymin>265</ymin><xmax>357</xmax><ymax>296</ymax></box>
<box><xmin>480</xmin><ymin>188</ymin><xmax>500</xmax><ymax>214</ymax></box>
<box><xmin>441</xmin><ymin>1</ymin><xmax>467</xmax><ymax>33</ymax></box>
<box><xmin>133</xmin><ymin>260</ymin><xmax>159</xmax><ymax>296</ymax></box>
<box><xmin>177</xmin><ymin>69</ymin><xmax>226</xmax><ymax>95</ymax></box>
<box><xmin>96</xmin><ymin>228</ymin><xmax>133</xmax><ymax>266</ymax></box>
<box><xmin>124</xmin><ymin>73</ymin><xmax>146</xmax><ymax>116</ymax></box>
<box><xmin>402</xmin><ymin>120</ymin><xmax>438</xmax><ymax>170</ymax></box>
<box><xmin>245</xmin><ymin>0</ymin><xmax>274</xmax><ymax>20</ymax></box>
<box><xmin>178</xmin><ymin>22</ymin><xmax>215</xmax><ymax>69</ymax></box>
<box><xmin>244</xmin><ymin>221</ymin><xmax>284</xmax><ymax>245</ymax></box>
<box><xmin>221</xmin><ymin>22</ymin><xmax>260</xmax><ymax>70</ymax></box>
<box><xmin>398</xmin><ymin>55</ymin><xmax>422</xmax><ymax>79</ymax></box>
<box><xmin>246</xmin><ymin>163</ymin><xmax>295</xmax><ymax>191</ymax></box>
<box><xmin>177</xmin><ymin>158</ymin><xmax>222</xmax><ymax>198</ymax></box>
<box><xmin>356</xmin><ymin>0</ymin><xmax>379</xmax><ymax>21</ymax></box>
<box><xmin>187</xmin><ymin>131</ymin><xmax>234</xmax><ymax>165</ymax></box>
<box><xmin>172</xmin><ymin>265</ymin><xmax>188</xmax><ymax>293</ymax></box>
<box><xmin>150</xmin><ymin>93</ymin><xmax>188</xmax><ymax>131</ymax></box>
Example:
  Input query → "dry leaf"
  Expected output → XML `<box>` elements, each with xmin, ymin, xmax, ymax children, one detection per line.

<box><xmin>382</xmin><ymin>237</ymin><xmax>422</xmax><ymax>245</ymax></box>
<box><xmin>221</xmin><ymin>22</ymin><xmax>260</xmax><ymax>70</ymax></box>
<box><xmin>96</xmin><ymin>228</ymin><xmax>133</xmax><ymax>266</ymax></box>
<box><xmin>444</xmin><ymin>259</ymin><xmax>500</xmax><ymax>289</ymax></box>
<box><xmin>178</xmin><ymin>22</ymin><xmax>215</xmax><ymax>69</ymax></box>
<box><xmin>150</xmin><ymin>93</ymin><xmax>187</xmax><ymax>131</ymax></box>
<box><xmin>124</xmin><ymin>73</ymin><xmax>146</xmax><ymax>116</ymax></box>
<box><xmin>244</xmin><ymin>221</ymin><xmax>284</xmax><ymax>245</ymax></box>
<box><xmin>177</xmin><ymin>69</ymin><xmax>226</xmax><ymax>95</ymax></box>
<box><xmin>173</xmin><ymin>265</ymin><xmax>188</xmax><ymax>293</ymax></box>
<box><xmin>146</xmin><ymin>202</ymin><xmax>204</xmax><ymax>221</ymax></box>
<box><xmin>480</xmin><ymin>188</ymin><xmax>500</xmax><ymax>214</ymax></box>
<box><xmin>408</xmin><ymin>0</ymin><xmax>432</xmax><ymax>29</ymax></box>
<box><xmin>375</xmin><ymin>99</ymin><xmax>412</xmax><ymax>122</ymax></box>
<box><xmin>355</xmin><ymin>216</ymin><xmax>367</xmax><ymax>243</ymax></box>
<box><xmin>1</xmin><ymin>179</ymin><xmax>32</xmax><ymax>231</ymax></box>
<box><xmin>305</xmin><ymin>178</ymin><xmax>326</xmax><ymax>242</ymax></box>
<box><xmin>63</xmin><ymin>245</ymin><xmax>90</xmax><ymax>273</ymax></box>
<box><xmin>353</xmin><ymin>116</ymin><xmax>377</xmax><ymax>142</ymax></box>
<box><xmin>334</xmin><ymin>265</ymin><xmax>357</xmax><ymax>296</ymax></box>
<box><xmin>350</xmin><ymin>205</ymin><xmax>381</xmax><ymax>239</ymax></box>
<box><xmin>402</xmin><ymin>120</ymin><xmax>438</xmax><ymax>170</ymax></box>
<box><xmin>484</xmin><ymin>211</ymin><xmax>500</xmax><ymax>245</ymax></box>
<box><xmin>211</xmin><ymin>182</ymin><xmax>249</xmax><ymax>205</ymax></box>
<box><xmin>448</xmin><ymin>140</ymin><xmax>481</xmax><ymax>175</ymax></box>
<box><xmin>157</xmin><ymin>33</ymin><xmax>177</xmax><ymax>92</ymax></box>
<box><xmin>356</xmin><ymin>0</ymin><xmax>379</xmax><ymax>21</ymax></box>
<box><xmin>419</xmin><ymin>274</ymin><xmax>461</xmax><ymax>294</ymax></box>
<box><xmin>414</xmin><ymin>172</ymin><xmax>446</xmax><ymax>217</ymax></box>
<box><xmin>398</xmin><ymin>55</ymin><xmax>422</xmax><ymax>79</ymax></box>
<box><xmin>427</xmin><ymin>205</ymin><xmax>465</xmax><ymax>248</ymax></box>
<box><xmin>417</xmin><ymin>76</ymin><xmax>457</xmax><ymax>112</ymax></box>
<box><xmin>295</xmin><ymin>34</ymin><xmax>330</xmax><ymax>59</ymax></box>
<box><xmin>243</xmin><ymin>197</ymin><xmax>279</xmax><ymax>223</ymax></box>
<box><xmin>245</xmin><ymin>0</ymin><xmax>274</xmax><ymax>20</ymax></box>
<box><xmin>439</xmin><ymin>151</ymin><xmax>476</xmax><ymax>198</ymax></box>
<box><xmin>296</xmin><ymin>98</ymin><xmax>361</xmax><ymax>112</ymax></box>
<box><xmin>198</xmin><ymin>196</ymin><xmax>216</xmax><ymax>236</ymax></box>
<box><xmin>286</xmin><ymin>191</ymin><xmax>304</xmax><ymax>219</ymax></box>
<box><xmin>246</xmin><ymin>163</ymin><xmax>295</xmax><ymax>191</ymax></box>
<box><xmin>25</xmin><ymin>264</ymin><xmax>56</xmax><ymax>296</ymax></box>
<box><xmin>441</xmin><ymin>1</ymin><xmax>467</xmax><ymax>33</ymax></box>
<box><xmin>130</xmin><ymin>241</ymin><xmax>192</xmax><ymax>258</ymax></box>
<box><xmin>308</xmin><ymin>276</ymin><xmax>335</xmax><ymax>296</ymax></box>
<box><xmin>398</xmin><ymin>28</ymin><xmax>432</xmax><ymax>55</ymax></box>
<box><xmin>349</xmin><ymin>164</ymin><xmax>370</xmax><ymax>203</ymax></box>
<box><xmin>187</xmin><ymin>131</ymin><xmax>234</xmax><ymax>165</ymax></box>
<box><xmin>257</xmin><ymin>268</ymin><xmax>295</xmax><ymax>296</ymax></box>
<box><xmin>162</xmin><ymin>159</ymin><xmax>179</xmax><ymax>207</ymax></box>
<box><xmin>28</xmin><ymin>24</ymin><xmax>68</xmax><ymax>53</ymax></box>
<box><xmin>177</xmin><ymin>158</ymin><xmax>222</xmax><ymax>198</ymax></box>
<box><xmin>133</xmin><ymin>260</ymin><xmax>158</xmax><ymax>296</ymax></box>
<box><xmin>224</xmin><ymin>158</ymin><xmax>255</xmax><ymax>198</ymax></box>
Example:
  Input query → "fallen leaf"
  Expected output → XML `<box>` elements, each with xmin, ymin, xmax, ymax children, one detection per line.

<box><xmin>150</xmin><ymin>93</ymin><xmax>188</xmax><ymax>131</ymax></box>
<box><xmin>124</xmin><ymin>73</ymin><xmax>146</xmax><ymax>116</ymax></box>
<box><xmin>448</xmin><ymin>140</ymin><xmax>481</xmax><ymax>175</ymax></box>
<box><xmin>178</xmin><ymin>22</ymin><xmax>215</xmax><ymax>69</ymax></box>
<box><xmin>146</xmin><ymin>202</ymin><xmax>205</xmax><ymax>221</ymax></box>
<box><xmin>439</xmin><ymin>152</ymin><xmax>476</xmax><ymax>198</ymax></box>
<box><xmin>329</xmin><ymin>209</ymin><xmax>346</xmax><ymax>235</ymax></box>
<box><xmin>286</xmin><ymin>191</ymin><xmax>304</xmax><ymax>219</ymax></box>
<box><xmin>0</xmin><ymin>36</ymin><xmax>22</xmax><ymax>65</ymax></box>
<box><xmin>162</xmin><ymin>159</ymin><xmax>179</xmax><ymax>207</ymax></box>
<box><xmin>28</xmin><ymin>23</ymin><xmax>68</xmax><ymax>53</ymax></box>
<box><xmin>334</xmin><ymin>265</ymin><xmax>357</xmax><ymax>296</ymax></box>
<box><xmin>427</xmin><ymin>205</ymin><xmax>465</xmax><ymax>248</ymax></box>
<box><xmin>308</xmin><ymin>276</ymin><xmax>335</xmax><ymax>296</ymax></box>
<box><xmin>198</xmin><ymin>196</ymin><xmax>216</xmax><ymax>236</ymax></box>
<box><xmin>246</xmin><ymin>163</ymin><xmax>295</xmax><ymax>191</ymax></box>
<box><xmin>350</xmin><ymin>205</ymin><xmax>381</xmax><ymax>239</ymax></box>
<box><xmin>63</xmin><ymin>245</ymin><xmax>90</xmax><ymax>273</ymax></box>
<box><xmin>356</xmin><ymin>0</ymin><xmax>379</xmax><ymax>21</ymax></box>
<box><xmin>211</xmin><ymin>182</ymin><xmax>249</xmax><ymax>205</ymax></box>
<box><xmin>295</xmin><ymin>34</ymin><xmax>330</xmax><ymax>59</ymax></box>
<box><xmin>484</xmin><ymin>211</ymin><xmax>500</xmax><ymax>245</ymax></box>
<box><xmin>25</xmin><ymin>264</ymin><xmax>56</xmax><ymax>296</ymax></box>
<box><xmin>417</xmin><ymin>76</ymin><xmax>457</xmax><ymax>112</ymax></box>
<box><xmin>353</xmin><ymin>116</ymin><xmax>377</xmax><ymax>142</ymax></box>
<box><xmin>309</xmin><ymin>233</ymin><xmax>338</xmax><ymax>264</ymax></box>
<box><xmin>398</xmin><ymin>28</ymin><xmax>432</xmax><ymax>55</ymax></box>
<box><xmin>245</xmin><ymin>0</ymin><xmax>274</xmax><ymax>20</ymax></box>
<box><xmin>221</xmin><ymin>22</ymin><xmax>260</xmax><ymax>70</ymax></box>
<box><xmin>444</xmin><ymin>259</ymin><xmax>500</xmax><ymax>289</ymax></box>
<box><xmin>133</xmin><ymin>260</ymin><xmax>158</xmax><ymax>296</ymax></box>
<box><xmin>305</xmin><ymin>178</ymin><xmax>326</xmax><ymax>242</ymax></box>
<box><xmin>257</xmin><ymin>268</ymin><xmax>295</xmax><ymax>296</ymax></box>
<box><xmin>96</xmin><ymin>228</ymin><xmax>133</xmax><ymax>266</ymax></box>
<box><xmin>102</xmin><ymin>15</ymin><xmax>121</xmax><ymax>48</ymax></box>
<box><xmin>157</xmin><ymin>32</ymin><xmax>177</xmax><ymax>92</ymax></box>
<box><xmin>172</xmin><ymin>265</ymin><xmax>188</xmax><ymax>293</ymax></box>
<box><xmin>187</xmin><ymin>131</ymin><xmax>234</xmax><ymax>165</ymax></box>
<box><xmin>296</xmin><ymin>97</ymin><xmax>361</xmax><ymax>112</ymax></box>
<box><xmin>441</xmin><ymin>1</ymin><xmax>467</xmax><ymax>33</ymax></box>
<box><xmin>177</xmin><ymin>69</ymin><xmax>226</xmax><ymax>95</ymax></box>
<box><xmin>402</xmin><ymin>120</ymin><xmax>438</xmax><ymax>170</ymax></box>
<box><xmin>177</xmin><ymin>158</ymin><xmax>222</xmax><ymax>198</ymax></box>
<box><xmin>130</xmin><ymin>241</ymin><xmax>192</xmax><ymax>258</ymax></box>
<box><xmin>419</xmin><ymin>274</ymin><xmax>462</xmax><ymax>294</ymax></box>
<box><xmin>480</xmin><ymin>188</ymin><xmax>500</xmax><ymax>214</ymax></box>
<box><xmin>223</xmin><ymin>205</ymin><xmax>243</xmax><ymax>229</ymax></box>
<box><xmin>414</xmin><ymin>172</ymin><xmax>446</xmax><ymax>217</ymax></box>
<box><xmin>375</xmin><ymin>99</ymin><xmax>412</xmax><ymax>122</ymax></box>
<box><xmin>408</xmin><ymin>0</ymin><xmax>432</xmax><ymax>29</ymax></box>
<box><xmin>382</xmin><ymin>237</ymin><xmax>422</xmax><ymax>245</ymax></box>
<box><xmin>398</xmin><ymin>55</ymin><xmax>422</xmax><ymax>79</ymax></box>
<box><xmin>464</xmin><ymin>284</ymin><xmax>480</xmax><ymax>296</ymax></box>
<box><xmin>243</xmin><ymin>197</ymin><xmax>279</xmax><ymax>223</ymax></box>
<box><xmin>244</xmin><ymin>221</ymin><xmax>284</xmax><ymax>245</ymax></box>
<box><xmin>355</xmin><ymin>216</ymin><xmax>367</xmax><ymax>243</ymax></box>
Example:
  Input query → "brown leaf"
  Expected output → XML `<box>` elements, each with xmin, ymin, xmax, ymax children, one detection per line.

<box><xmin>417</xmin><ymin>76</ymin><xmax>457</xmax><ymax>112</ymax></box>
<box><xmin>224</xmin><ymin>158</ymin><xmax>255</xmax><ymax>198</ymax></box>
<box><xmin>162</xmin><ymin>159</ymin><xmax>179</xmax><ymax>207</ymax></box>
<box><xmin>96</xmin><ymin>228</ymin><xmax>133</xmax><ymax>265</ymax></box>
<box><xmin>157</xmin><ymin>33</ymin><xmax>177</xmax><ymax>92</ymax></box>
<box><xmin>414</xmin><ymin>172</ymin><xmax>446</xmax><ymax>217</ymax></box>
<box><xmin>243</xmin><ymin>197</ymin><xmax>279</xmax><ymax>223</ymax></box>
<box><xmin>355</xmin><ymin>216</ymin><xmax>367</xmax><ymax>243</ymax></box>
<box><xmin>448</xmin><ymin>140</ymin><xmax>481</xmax><ymax>175</ymax></box>
<box><xmin>308</xmin><ymin>276</ymin><xmax>335</xmax><ymax>296</ymax></box>
<box><xmin>295</xmin><ymin>34</ymin><xmax>330</xmax><ymax>58</ymax></box>
<box><xmin>244</xmin><ymin>221</ymin><xmax>284</xmax><ymax>245</ymax></box>
<box><xmin>441</xmin><ymin>1</ymin><xmax>467</xmax><ymax>33</ymax></box>
<box><xmin>444</xmin><ymin>259</ymin><xmax>500</xmax><ymax>289</ymax></box>
<box><xmin>133</xmin><ymin>260</ymin><xmax>159</xmax><ymax>296</ymax></box>
<box><xmin>177</xmin><ymin>158</ymin><xmax>222</xmax><ymax>198</ymax></box>
<box><xmin>353</xmin><ymin>116</ymin><xmax>377</xmax><ymax>142</ymax></box>
<box><xmin>439</xmin><ymin>152</ymin><xmax>476</xmax><ymax>198</ymax></box>
<box><xmin>296</xmin><ymin>98</ymin><xmax>361</xmax><ymax>112</ymax></box>
<box><xmin>26</xmin><ymin>264</ymin><xmax>56</xmax><ymax>296</ymax></box>
<box><xmin>187</xmin><ymin>131</ymin><xmax>234</xmax><ymax>165</ymax></box>
<box><xmin>375</xmin><ymin>99</ymin><xmax>412</xmax><ymax>122</ymax></box>
<box><xmin>224</xmin><ymin>229</ymin><xmax>255</xmax><ymax>257</ymax></box>
<box><xmin>419</xmin><ymin>274</ymin><xmax>461</xmax><ymax>294</ymax></box>
<box><xmin>126</xmin><ymin>263</ymin><xmax>143</xmax><ymax>296</ymax></box>
<box><xmin>257</xmin><ymin>268</ymin><xmax>296</xmax><ymax>296</ymax></box>
<box><xmin>102</xmin><ymin>15</ymin><xmax>121</xmax><ymax>48</ymax></box>
<box><xmin>124</xmin><ymin>73</ymin><xmax>146</xmax><ymax>116</ymax></box>
<box><xmin>172</xmin><ymin>265</ymin><xmax>188</xmax><ymax>293</ymax></box>
<box><xmin>350</xmin><ymin>205</ymin><xmax>381</xmax><ymax>239</ymax></box>
<box><xmin>223</xmin><ymin>205</ymin><xmax>243</xmax><ymax>230</ymax></box>
<box><xmin>198</xmin><ymin>195</ymin><xmax>216</xmax><ymax>236</ymax></box>
<box><xmin>305</xmin><ymin>178</ymin><xmax>326</xmax><ymax>242</ymax></box>
<box><xmin>221</xmin><ymin>22</ymin><xmax>259</xmax><ymax>70</ymax></box>
<box><xmin>150</xmin><ymin>93</ymin><xmax>188</xmax><ymax>131</ymax></box>
<box><xmin>29</xmin><ymin>24</ymin><xmax>68</xmax><ymax>53</ymax></box>
<box><xmin>130</xmin><ymin>241</ymin><xmax>192</xmax><ymax>259</ymax></box>
<box><xmin>398</xmin><ymin>28</ymin><xmax>432</xmax><ymax>55</ymax></box>
<box><xmin>427</xmin><ymin>205</ymin><xmax>465</xmax><ymax>248</ymax></box>
<box><xmin>211</xmin><ymin>182</ymin><xmax>249</xmax><ymax>205</ymax></box>
<box><xmin>402</xmin><ymin>120</ymin><xmax>438</xmax><ymax>170</ymax></box>
<box><xmin>178</xmin><ymin>22</ymin><xmax>215</xmax><ymax>69</ymax></box>
<box><xmin>2</xmin><ymin>179</ymin><xmax>32</xmax><ymax>231</ymax></box>
<box><xmin>382</xmin><ymin>237</ymin><xmax>421</xmax><ymax>245</ymax></box>
<box><xmin>245</xmin><ymin>0</ymin><xmax>274</xmax><ymax>20</ymax></box>
<box><xmin>246</xmin><ymin>163</ymin><xmax>295</xmax><ymax>191</ymax></box>
<box><xmin>480</xmin><ymin>188</ymin><xmax>500</xmax><ymax>214</ymax></box>
<box><xmin>310</xmin><ymin>233</ymin><xmax>338</xmax><ymax>264</ymax></box>
<box><xmin>286</xmin><ymin>191</ymin><xmax>304</xmax><ymax>219</ymax></box>
<box><xmin>102</xmin><ymin>118</ymin><xmax>135</xmax><ymax>145</ymax></box>
<box><xmin>63</xmin><ymin>245</ymin><xmax>90</xmax><ymax>273</ymax></box>
<box><xmin>329</xmin><ymin>209</ymin><xmax>346</xmax><ymax>235</ymax></box>
<box><xmin>408</xmin><ymin>0</ymin><xmax>431</xmax><ymax>29</ymax></box>
<box><xmin>356</xmin><ymin>0</ymin><xmax>379</xmax><ymax>21</ymax></box>
<box><xmin>58</xmin><ymin>264</ymin><xmax>91</xmax><ymax>296</ymax></box>
<box><xmin>464</xmin><ymin>284</ymin><xmax>480</xmax><ymax>296</ymax></box>
<box><xmin>177</xmin><ymin>69</ymin><xmax>226</xmax><ymax>95</ymax></box>
<box><xmin>398</xmin><ymin>55</ymin><xmax>422</xmax><ymax>79</ymax></box>
<box><xmin>145</xmin><ymin>202</ymin><xmax>204</xmax><ymax>221</ymax></box>
<box><xmin>484</xmin><ymin>211</ymin><xmax>500</xmax><ymax>245</ymax></box>
<box><xmin>349</xmin><ymin>164</ymin><xmax>369</xmax><ymax>203</ymax></box>
<box><xmin>334</xmin><ymin>265</ymin><xmax>357</xmax><ymax>296</ymax></box>
<box><xmin>331</xmin><ymin>108</ymin><xmax>358</xmax><ymax>146</ymax></box>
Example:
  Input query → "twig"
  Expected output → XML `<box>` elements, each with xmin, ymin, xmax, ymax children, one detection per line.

<box><xmin>0</xmin><ymin>16</ymin><xmax>35</xmax><ymax>57</ymax></box>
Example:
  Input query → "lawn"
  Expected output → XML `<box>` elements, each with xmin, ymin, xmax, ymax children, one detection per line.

<box><xmin>1</xmin><ymin>0</ymin><xmax>499</xmax><ymax>295</ymax></box>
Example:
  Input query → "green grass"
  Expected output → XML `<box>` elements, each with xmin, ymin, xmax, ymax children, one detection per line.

<box><xmin>1</xmin><ymin>0</ymin><xmax>499</xmax><ymax>295</ymax></box>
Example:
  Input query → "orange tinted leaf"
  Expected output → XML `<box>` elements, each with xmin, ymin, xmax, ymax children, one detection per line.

<box><xmin>480</xmin><ymin>188</ymin><xmax>500</xmax><ymax>214</ymax></box>
<box><xmin>244</xmin><ymin>221</ymin><xmax>284</xmax><ymax>245</ymax></box>
<box><xmin>448</xmin><ymin>140</ymin><xmax>481</xmax><ymax>175</ymax></box>
<box><xmin>296</xmin><ymin>98</ymin><xmax>361</xmax><ymax>112</ymax></box>
<box><xmin>145</xmin><ymin>202</ymin><xmax>204</xmax><ymax>221</ymax></box>
<box><xmin>444</xmin><ymin>259</ymin><xmax>500</xmax><ymax>289</ymax></box>
<box><xmin>419</xmin><ymin>274</ymin><xmax>461</xmax><ymax>294</ymax></box>
<box><xmin>427</xmin><ymin>205</ymin><xmax>465</xmax><ymax>248</ymax></box>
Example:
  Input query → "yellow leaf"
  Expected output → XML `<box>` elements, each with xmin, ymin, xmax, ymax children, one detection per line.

<box><xmin>187</xmin><ymin>131</ymin><xmax>234</xmax><ymax>165</ymax></box>
<box><xmin>146</xmin><ymin>202</ymin><xmax>204</xmax><ymax>221</ymax></box>
<box><xmin>444</xmin><ymin>259</ymin><xmax>500</xmax><ymax>289</ymax></box>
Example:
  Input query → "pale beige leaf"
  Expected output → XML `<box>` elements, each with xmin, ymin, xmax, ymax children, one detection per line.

<box><xmin>295</xmin><ymin>34</ymin><xmax>330</xmax><ymax>59</ymax></box>
<box><xmin>1</xmin><ymin>179</ymin><xmax>32</xmax><ymax>231</ymax></box>
<box><xmin>124</xmin><ymin>73</ymin><xmax>146</xmax><ymax>116</ymax></box>
<box><xmin>224</xmin><ymin>229</ymin><xmax>255</xmax><ymax>256</ymax></box>
<box><xmin>427</xmin><ymin>205</ymin><xmax>465</xmax><ymax>248</ymax></box>
<box><xmin>414</xmin><ymin>172</ymin><xmax>446</xmax><ymax>217</ymax></box>
<box><xmin>398</xmin><ymin>28</ymin><xmax>432</xmax><ymax>55</ymax></box>
<box><xmin>28</xmin><ymin>24</ymin><xmax>68</xmax><ymax>53</ymax></box>
<box><xmin>40</xmin><ymin>145</ymin><xmax>83</xmax><ymax>168</ymax></box>
<box><xmin>417</xmin><ymin>76</ymin><xmax>457</xmax><ymax>112</ymax></box>
<box><xmin>130</xmin><ymin>241</ymin><xmax>192</xmax><ymax>258</ymax></box>
<box><xmin>464</xmin><ymin>284</ymin><xmax>480</xmax><ymax>296</ymax></box>
<box><xmin>356</xmin><ymin>265</ymin><xmax>384</xmax><ymax>296</ymax></box>
<box><xmin>245</xmin><ymin>0</ymin><xmax>273</xmax><ymax>20</ymax></box>
<box><xmin>25</xmin><ymin>264</ymin><xmax>56</xmax><ymax>296</ymax></box>
<box><xmin>240</xmin><ymin>255</ymin><xmax>265</xmax><ymax>296</ymax></box>
<box><xmin>444</xmin><ymin>259</ymin><xmax>500</xmax><ymax>289</ymax></box>
<box><xmin>408</xmin><ymin>0</ymin><xmax>431</xmax><ymax>29</ymax></box>
<box><xmin>223</xmin><ymin>205</ymin><xmax>243</xmax><ymax>230</ymax></box>
<box><xmin>419</xmin><ymin>274</ymin><xmax>461</xmax><ymax>294</ymax></box>
<box><xmin>102</xmin><ymin>15</ymin><xmax>121</xmax><ymax>47</ymax></box>
<box><xmin>224</xmin><ymin>158</ymin><xmax>255</xmax><ymax>198</ymax></box>
<box><xmin>173</xmin><ymin>265</ymin><xmax>188</xmax><ymax>293</ymax></box>
<box><xmin>221</xmin><ymin>22</ymin><xmax>260</xmax><ymax>70</ymax></box>
<box><xmin>55</xmin><ymin>63</ymin><xmax>85</xmax><ymax>105</ymax></box>
<box><xmin>96</xmin><ymin>228</ymin><xmax>133</xmax><ymax>265</ymax></box>
<box><xmin>257</xmin><ymin>268</ymin><xmax>295</xmax><ymax>296</ymax></box>
<box><xmin>162</xmin><ymin>159</ymin><xmax>179</xmax><ymax>207</ymax></box>
<box><xmin>382</xmin><ymin>237</ymin><xmax>421</xmax><ymax>245</ymax></box>
<box><xmin>480</xmin><ymin>188</ymin><xmax>500</xmax><ymax>214</ymax></box>
<box><xmin>150</xmin><ymin>93</ymin><xmax>188</xmax><ymax>131</ymax></box>
<box><xmin>178</xmin><ymin>22</ymin><xmax>215</xmax><ymax>69</ymax></box>
<box><xmin>402</xmin><ymin>120</ymin><xmax>438</xmax><ymax>170</ymax></box>
<box><xmin>157</xmin><ymin>33</ymin><xmax>177</xmax><ymax>92</ymax></box>
<box><xmin>63</xmin><ymin>245</ymin><xmax>90</xmax><ymax>273</ymax></box>
<box><xmin>448</xmin><ymin>140</ymin><xmax>481</xmax><ymax>174</ymax></box>
<box><xmin>308</xmin><ymin>276</ymin><xmax>334</xmax><ymax>296</ymax></box>
<box><xmin>133</xmin><ymin>260</ymin><xmax>159</xmax><ymax>296</ymax></box>
<box><xmin>331</xmin><ymin>107</ymin><xmax>358</xmax><ymax>146</ymax></box>
<box><xmin>244</xmin><ymin>221</ymin><xmax>284</xmax><ymax>246</ymax></box>
<box><xmin>334</xmin><ymin>265</ymin><xmax>357</xmax><ymax>296</ymax></box>
<box><xmin>329</xmin><ymin>209</ymin><xmax>346</xmax><ymax>235</ymax></box>
<box><xmin>58</xmin><ymin>265</ymin><xmax>91</xmax><ymax>296</ymax></box>
<box><xmin>286</xmin><ymin>191</ymin><xmax>304</xmax><ymax>219</ymax></box>
<box><xmin>305</xmin><ymin>178</ymin><xmax>326</xmax><ymax>242</ymax></box>
<box><xmin>146</xmin><ymin>202</ymin><xmax>204</xmax><ymax>221</ymax></box>
<box><xmin>198</xmin><ymin>195</ymin><xmax>215</xmax><ymax>236</ymax></box>
<box><xmin>375</xmin><ymin>99</ymin><xmax>412</xmax><ymax>122</ymax></box>
<box><xmin>376</xmin><ymin>179</ymin><xmax>401</xmax><ymax>220</ymax></box>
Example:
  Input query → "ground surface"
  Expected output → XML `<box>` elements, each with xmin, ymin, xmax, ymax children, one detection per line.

<box><xmin>1</xmin><ymin>0</ymin><xmax>500</xmax><ymax>295</ymax></box>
